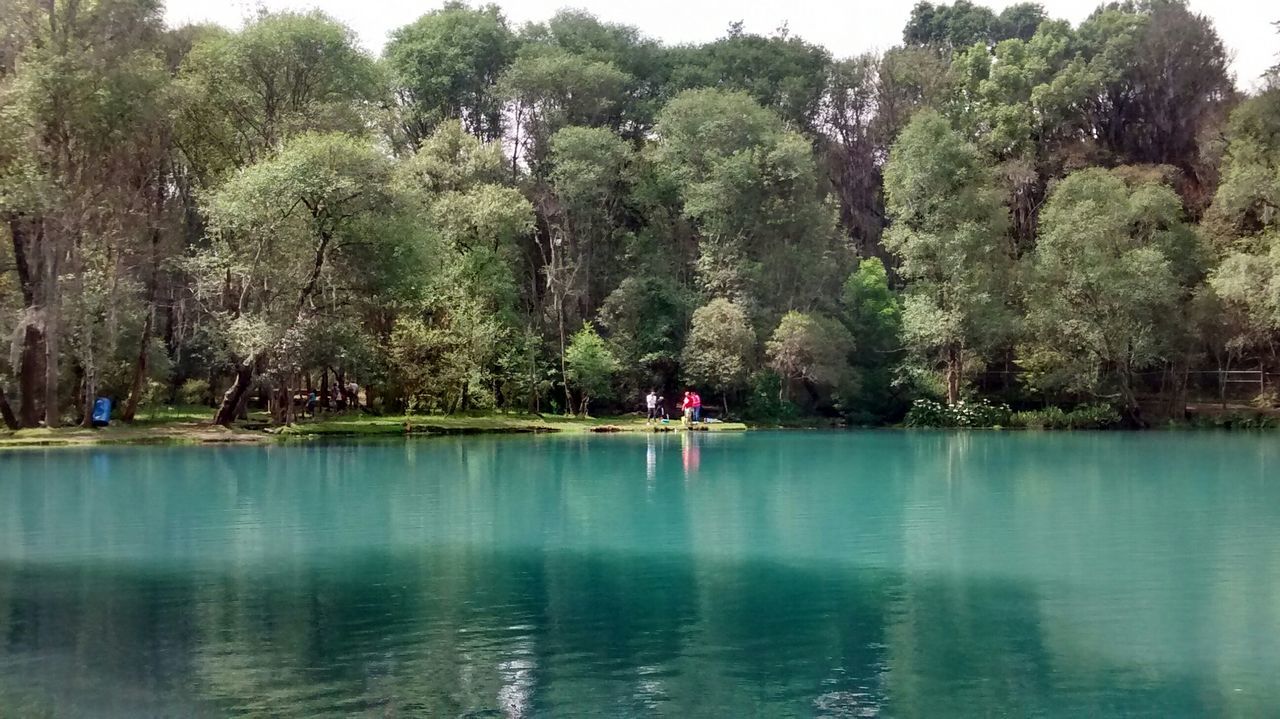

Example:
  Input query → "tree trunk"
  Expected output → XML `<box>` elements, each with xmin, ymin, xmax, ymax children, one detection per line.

<box><xmin>267</xmin><ymin>382</ymin><xmax>280</xmax><ymax>425</ymax></box>
<box><xmin>9</xmin><ymin>216</ymin><xmax>44</xmax><ymax>428</ymax></box>
<box><xmin>121</xmin><ymin>309</ymin><xmax>152</xmax><ymax>422</ymax></box>
<box><xmin>214</xmin><ymin>362</ymin><xmax>253</xmax><ymax>426</ymax></box>
<box><xmin>17</xmin><ymin>324</ymin><xmax>43</xmax><ymax>427</ymax></box>
<box><xmin>234</xmin><ymin>382</ymin><xmax>252</xmax><ymax>421</ymax></box>
<box><xmin>80</xmin><ymin>363</ymin><xmax>96</xmax><ymax>429</ymax></box>
<box><xmin>0</xmin><ymin>383</ymin><xmax>18</xmax><ymax>430</ymax></box>
<box><xmin>945</xmin><ymin>344</ymin><xmax>961</xmax><ymax>405</ymax></box>
<box><xmin>319</xmin><ymin>367</ymin><xmax>330</xmax><ymax>411</ymax></box>
<box><xmin>559</xmin><ymin>296</ymin><xmax>571</xmax><ymax>415</ymax></box>
<box><xmin>43</xmin><ymin>312</ymin><xmax>59</xmax><ymax>428</ymax></box>
<box><xmin>335</xmin><ymin>368</ymin><xmax>347</xmax><ymax>410</ymax></box>
<box><xmin>42</xmin><ymin>231</ymin><xmax>60</xmax><ymax>428</ymax></box>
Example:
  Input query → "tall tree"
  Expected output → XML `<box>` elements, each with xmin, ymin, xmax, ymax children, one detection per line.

<box><xmin>1078</xmin><ymin>1</ymin><xmax>1233</xmax><ymax>200</ymax></box>
<box><xmin>564</xmin><ymin>323</ymin><xmax>617</xmax><ymax>415</ymax></box>
<box><xmin>500</xmin><ymin>45</ymin><xmax>631</xmax><ymax>178</ymax></box>
<box><xmin>666</xmin><ymin>28</ymin><xmax>832</xmax><ymax>132</ymax></box>
<box><xmin>654</xmin><ymin>89</ymin><xmax>843</xmax><ymax>313</ymax></box>
<box><xmin>883</xmin><ymin>110</ymin><xmax>1014</xmax><ymax>403</ymax></box>
<box><xmin>682</xmin><ymin>298</ymin><xmax>755</xmax><ymax>412</ymax></box>
<box><xmin>1204</xmin><ymin>88</ymin><xmax>1280</xmax><ymax>373</ymax></box>
<box><xmin>195</xmin><ymin>133</ymin><xmax>423</xmax><ymax>424</ymax></box>
<box><xmin>384</xmin><ymin>3</ymin><xmax>516</xmax><ymax>145</ymax></box>
<box><xmin>765</xmin><ymin>311</ymin><xmax>855</xmax><ymax>405</ymax></box>
<box><xmin>1021</xmin><ymin>168</ymin><xmax>1202</xmax><ymax>418</ymax></box>
<box><xmin>176</xmin><ymin>10</ymin><xmax>381</xmax><ymax>177</ymax></box>
<box><xmin>840</xmin><ymin>257</ymin><xmax>905</xmax><ymax>420</ymax></box>
<box><xmin>0</xmin><ymin>0</ymin><xmax>171</xmax><ymax>427</ymax></box>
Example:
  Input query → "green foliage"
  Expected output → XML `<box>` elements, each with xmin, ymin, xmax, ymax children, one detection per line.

<box><xmin>396</xmin><ymin>119</ymin><xmax>507</xmax><ymax>193</ymax></box>
<box><xmin>654</xmin><ymin>89</ymin><xmax>843</xmax><ymax>307</ymax></box>
<box><xmin>883</xmin><ymin>109</ymin><xmax>1014</xmax><ymax>402</ymax></box>
<box><xmin>178</xmin><ymin>379</ymin><xmax>212</xmax><ymax>407</ymax></box>
<box><xmin>904</xmin><ymin>398</ymin><xmax>1012</xmax><ymax>428</ymax></box>
<box><xmin>1009</xmin><ymin>404</ymin><xmax>1122</xmax><ymax>430</ymax></box>
<box><xmin>564</xmin><ymin>324</ymin><xmax>618</xmax><ymax>414</ymax></box>
<box><xmin>383</xmin><ymin>2</ymin><xmax>516</xmax><ymax>144</ymax></box>
<box><xmin>665</xmin><ymin>30</ymin><xmax>831</xmax><ymax>131</ymax></box>
<box><xmin>766</xmin><ymin>311</ymin><xmax>856</xmax><ymax>403</ymax></box>
<box><xmin>842</xmin><ymin>257</ymin><xmax>901</xmax><ymax>363</ymax></box>
<box><xmin>502</xmin><ymin>44</ymin><xmax>632</xmax><ymax>173</ymax></box>
<box><xmin>388</xmin><ymin>307</ymin><xmax>502</xmax><ymax>414</ymax></box>
<box><xmin>1186</xmin><ymin>412</ymin><xmax>1280</xmax><ymax>430</ymax></box>
<box><xmin>905</xmin><ymin>2</ymin><xmax>1046</xmax><ymax>48</ymax></box>
<box><xmin>840</xmin><ymin>257</ymin><xmax>906</xmax><ymax>421</ymax></box>
<box><xmin>682</xmin><ymin>298</ymin><xmax>755</xmax><ymax>402</ymax></box>
<box><xmin>0</xmin><ymin>2</ymin><xmax>1272</xmax><ymax>431</ymax></box>
<box><xmin>177</xmin><ymin>10</ymin><xmax>381</xmax><ymax>177</ymax></box>
<box><xmin>1020</xmin><ymin>168</ymin><xmax>1201</xmax><ymax>408</ymax></box>
<box><xmin>599</xmin><ymin>275</ymin><xmax>689</xmax><ymax>396</ymax></box>
<box><xmin>743</xmin><ymin>371</ymin><xmax>799</xmax><ymax>422</ymax></box>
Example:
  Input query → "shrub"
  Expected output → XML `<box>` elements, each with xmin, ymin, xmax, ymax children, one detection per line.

<box><xmin>743</xmin><ymin>371</ymin><xmax>799</xmax><ymax>422</ymax></box>
<box><xmin>904</xmin><ymin>398</ymin><xmax>1011</xmax><ymax>428</ymax></box>
<box><xmin>1188</xmin><ymin>411</ymin><xmax>1280</xmax><ymax>430</ymax></box>
<box><xmin>1010</xmin><ymin>403</ymin><xmax>1121</xmax><ymax>430</ymax></box>
<box><xmin>178</xmin><ymin>378</ymin><xmax>212</xmax><ymax>406</ymax></box>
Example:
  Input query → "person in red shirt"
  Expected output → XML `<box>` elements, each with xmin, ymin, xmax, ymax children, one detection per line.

<box><xmin>691</xmin><ymin>391</ymin><xmax>703</xmax><ymax>423</ymax></box>
<box><xmin>680</xmin><ymin>391</ymin><xmax>693</xmax><ymax>427</ymax></box>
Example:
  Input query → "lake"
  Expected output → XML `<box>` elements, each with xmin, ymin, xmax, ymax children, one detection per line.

<box><xmin>0</xmin><ymin>431</ymin><xmax>1277</xmax><ymax>717</ymax></box>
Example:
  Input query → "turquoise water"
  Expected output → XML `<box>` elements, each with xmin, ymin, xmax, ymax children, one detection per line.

<box><xmin>0</xmin><ymin>431</ymin><xmax>1277</xmax><ymax>717</ymax></box>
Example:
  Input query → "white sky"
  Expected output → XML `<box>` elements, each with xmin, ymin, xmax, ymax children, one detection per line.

<box><xmin>165</xmin><ymin>0</ymin><xmax>1278</xmax><ymax>90</ymax></box>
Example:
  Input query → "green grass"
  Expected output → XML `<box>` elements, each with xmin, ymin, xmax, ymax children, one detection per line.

<box><xmin>282</xmin><ymin>411</ymin><xmax>746</xmax><ymax>436</ymax></box>
<box><xmin>130</xmin><ymin>404</ymin><xmax>220</xmax><ymax>425</ymax></box>
<box><xmin>0</xmin><ymin>408</ymin><xmax>746</xmax><ymax>450</ymax></box>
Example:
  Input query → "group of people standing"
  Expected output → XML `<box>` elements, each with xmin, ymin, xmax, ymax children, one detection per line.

<box><xmin>645</xmin><ymin>389</ymin><xmax>702</xmax><ymax>426</ymax></box>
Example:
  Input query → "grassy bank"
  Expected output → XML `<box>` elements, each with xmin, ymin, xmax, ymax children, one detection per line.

<box><xmin>0</xmin><ymin>408</ymin><xmax>748</xmax><ymax>450</ymax></box>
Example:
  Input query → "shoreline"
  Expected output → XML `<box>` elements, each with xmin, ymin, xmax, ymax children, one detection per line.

<box><xmin>0</xmin><ymin>411</ymin><xmax>750</xmax><ymax>451</ymax></box>
<box><xmin>3</xmin><ymin>408</ymin><xmax>1275</xmax><ymax>451</ymax></box>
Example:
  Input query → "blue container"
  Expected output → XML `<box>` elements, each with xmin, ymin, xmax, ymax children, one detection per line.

<box><xmin>92</xmin><ymin>397</ymin><xmax>112</xmax><ymax>427</ymax></box>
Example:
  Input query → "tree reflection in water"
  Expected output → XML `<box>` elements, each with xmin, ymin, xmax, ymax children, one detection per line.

<box><xmin>0</xmin><ymin>432</ymin><xmax>1276</xmax><ymax>717</ymax></box>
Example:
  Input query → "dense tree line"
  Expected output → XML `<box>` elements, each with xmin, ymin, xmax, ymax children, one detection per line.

<box><xmin>0</xmin><ymin>0</ymin><xmax>1276</xmax><ymax>428</ymax></box>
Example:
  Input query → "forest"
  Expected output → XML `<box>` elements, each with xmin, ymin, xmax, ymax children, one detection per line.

<box><xmin>0</xmin><ymin>0</ymin><xmax>1278</xmax><ymax>429</ymax></box>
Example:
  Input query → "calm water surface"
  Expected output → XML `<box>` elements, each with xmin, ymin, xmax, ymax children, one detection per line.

<box><xmin>0</xmin><ymin>431</ymin><xmax>1277</xmax><ymax>717</ymax></box>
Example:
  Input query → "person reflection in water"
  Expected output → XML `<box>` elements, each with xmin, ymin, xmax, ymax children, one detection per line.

<box><xmin>646</xmin><ymin>434</ymin><xmax>657</xmax><ymax>486</ymax></box>
<box><xmin>681</xmin><ymin>431</ymin><xmax>700</xmax><ymax>479</ymax></box>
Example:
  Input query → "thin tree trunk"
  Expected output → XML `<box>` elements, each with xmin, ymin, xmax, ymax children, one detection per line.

<box><xmin>1221</xmin><ymin>353</ymin><xmax>1231</xmax><ymax>409</ymax></box>
<box><xmin>319</xmin><ymin>367</ymin><xmax>330</xmax><ymax>411</ymax></box>
<box><xmin>0</xmin><ymin>383</ymin><xmax>17</xmax><ymax>430</ymax></box>
<box><xmin>123</xmin><ymin>179</ymin><xmax>165</xmax><ymax>423</ymax></box>
<box><xmin>121</xmin><ymin>309</ymin><xmax>152</xmax><ymax>422</ymax></box>
<box><xmin>80</xmin><ymin>362</ymin><xmax>96</xmax><ymax>429</ymax></box>
<box><xmin>43</xmin><ymin>309</ymin><xmax>59</xmax><ymax>428</ymax></box>
<box><xmin>42</xmin><ymin>230</ymin><xmax>60</xmax><ymax>428</ymax></box>
<box><xmin>946</xmin><ymin>344</ymin><xmax>961</xmax><ymax>405</ymax></box>
<box><xmin>559</xmin><ymin>298</ymin><xmax>571</xmax><ymax>415</ymax></box>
